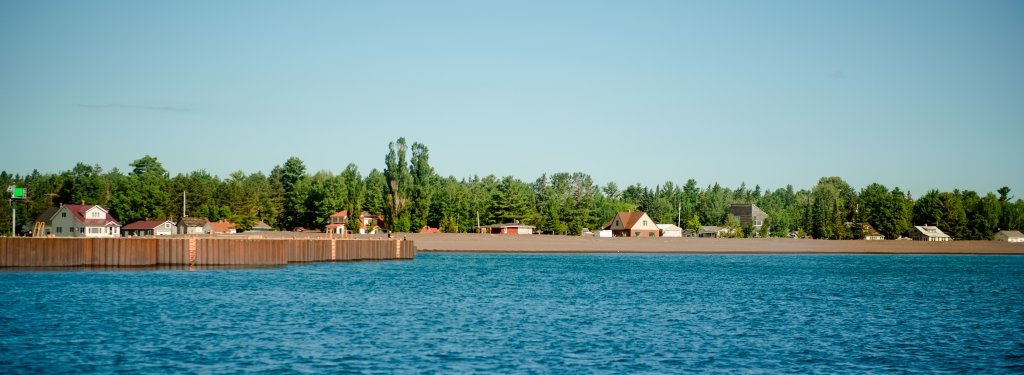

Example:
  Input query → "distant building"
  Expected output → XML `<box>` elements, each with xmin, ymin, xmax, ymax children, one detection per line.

<box><xmin>249</xmin><ymin>221</ymin><xmax>272</xmax><ymax>232</ymax></box>
<box><xmin>910</xmin><ymin>225</ymin><xmax>951</xmax><ymax>242</ymax></box>
<box><xmin>657</xmin><ymin>224</ymin><xmax>683</xmax><ymax>238</ymax></box>
<box><xmin>993</xmin><ymin>230</ymin><xmax>1024</xmax><ymax>243</ymax></box>
<box><xmin>690</xmin><ymin>225</ymin><xmax>731</xmax><ymax>238</ymax></box>
<box><xmin>205</xmin><ymin>219</ymin><xmax>236</xmax><ymax>234</ymax></box>
<box><xmin>728</xmin><ymin>204</ymin><xmax>769</xmax><ymax>233</ymax></box>
<box><xmin>358</xmin><ymin>211</ymin><xmax>384</xmax><ymax>234</ymax></box>
<box><xmin>31</xmin><ymin>207</ymin><xmax>60</xmax><ymax>237</ymax></box>
<box><xmin>478</xmin><ymin>222</ymin><xmax>535</xmax><ymax>235</ymax></box>
<box><xmin>604</xmin><ymin>212</ymin><xmax>660</xmax><ymax>237</ymax></box>
<box><xmin>420</xmin><ymin>226</ymin><xmax>441</xmax><ymax>234</ymax></box>
<box><xmin>123</xmin><ymin>220</ymin><xmax>176</xmax><ymax>236</ymax></box>
<box><xmin>177</xmin><ymin>217</ymin><xmax>209</xmax><ymax>235</ymax></box>
<box><xmin>847</xmin><ymin>222</ymin><xmax>884</xmax><ymax>240</ymax></box>
<box><xmin>326</xmin><ymin>210</ymin><xmax>348</xmax><ymax>234</ymax></box>
<box><xmin>47</xmin><ymin>204</ymin><xmax>121</xmax><ymax>238</ymax></box>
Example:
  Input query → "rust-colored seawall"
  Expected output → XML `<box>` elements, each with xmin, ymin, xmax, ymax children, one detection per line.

<box><xmin>0</xmin><ymin>237</ymin><xmax>415</xmax><ymax>267</ymax></box>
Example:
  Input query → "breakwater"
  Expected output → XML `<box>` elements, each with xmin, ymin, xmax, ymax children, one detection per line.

<box><xmin>0</xmin><ymin>237</ymin><xmax>415</xmax><ymax>267</ymax></box>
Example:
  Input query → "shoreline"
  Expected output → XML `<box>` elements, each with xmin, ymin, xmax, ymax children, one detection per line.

<box><xmin>403</xmin><ymin>233</ymin><xmax>1024</xmax><ymax>255</ymax></box>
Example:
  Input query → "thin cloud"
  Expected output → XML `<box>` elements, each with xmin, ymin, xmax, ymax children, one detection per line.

<box><xmin>79</xmin><ymin>103</ymin><xmax>189</xmax><ymax>112</ymax></box>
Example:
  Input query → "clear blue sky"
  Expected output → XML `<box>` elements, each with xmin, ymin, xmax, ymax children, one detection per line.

<box><xmin>2</xmin><ymin>1</ymin><xmax>1022</xmax><ymax>196</ymax></box>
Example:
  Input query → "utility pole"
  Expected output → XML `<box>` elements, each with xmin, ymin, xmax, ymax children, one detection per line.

<box><xmin>182</xmin><ymin>190</ymin><xmax>187</xmax><ymax>218</ymax></box>
<box><xmin>677</xmin><ymin>201</ymin><xmax>681</xmax><ymax>228</ymax></box>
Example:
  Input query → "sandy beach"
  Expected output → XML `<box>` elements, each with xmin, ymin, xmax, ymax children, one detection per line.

<box><xmin>400</xmin><ymin>233</ymin><xmax>1024</xmax><ymax>254</ymax></box>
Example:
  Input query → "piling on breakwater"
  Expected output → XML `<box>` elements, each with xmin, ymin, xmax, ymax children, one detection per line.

<box><xmin>0</xmin><ymin>237</ymin><xmax>415</xmax><ymax>267</ymax></box>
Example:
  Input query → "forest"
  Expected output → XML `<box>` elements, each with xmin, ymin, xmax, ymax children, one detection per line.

<box><xmin>3</xmin><ymin>137</ymin><xmax>1023</xmax><ymax>240</ymax></box>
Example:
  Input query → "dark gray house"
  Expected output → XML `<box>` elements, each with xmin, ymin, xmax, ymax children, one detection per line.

<box><xmin>728</xmin><ymin>204</ymin><xmax>769</xmax><ymax>233</ymax></box>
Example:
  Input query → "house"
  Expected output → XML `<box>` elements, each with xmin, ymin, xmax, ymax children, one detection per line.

<box><xmin>694</xmin><ymin>226</ymin><xmax>731</xmax><ymax>238</ymax></box>
<box><xmin>604</xmin><ymin>212</ymin><xmax>660</xmax><ymax>237</ymax></box>
<box><xmin>657</xmin><ymin>224</ymin><xmax>683</xmax><ymax>238</ymax></box>
<box><xmin>478</xmin><ymin>222</ymin><xmax>535</xmax><ymax>235</ymax></box>
<box><xmin>728</xmin><ymin>204</ymin><xmax>769</xmax><ymax>232</ymax></box>
<box><xmin>420</xmin><ymin>226</ymin><xmax>440</xmax><ymax>234</ymax></box>
<box><xmin>31</xmin><ymin>207</ymin><xmax>60</xmax><ymax>237</ymax></box>
<box><xmin>910</xmin><ymin>225</ymin><xmax>951</xmax><ymax>241</ymax></box>
<box><xmin>993</xmin><ymin>230</ymin><xmax>1024</xmax><ymax>243</ymax></box>
<box><xmin>205</xmin><ymin>219</ymin><xmax>236</xmax><ymax>234</ymax></box>
<box><xmin>358</xmin><ymin>211</ymin><xmax>384</xmax><ymax>234</ymax></box>
<box><xmin>249</xmin><ymin>221</ymin><xmax>272</xmax><ymax>232</ymax></box>
<box><xmin>47</xmin><ymin>204</ymin><xmax>121</xmax><ymax>238</ymax></box>
<box><xmin>123</xmin><ymin>220</ymin><xmax>176</xmax><ymax>236</ymax></box>
<box><xmin>177</xmin><ymin>217</ymin><xmax>209</xmax><ymax>235</ymax></box>
<box><xmin>847</xmin><ymin>222</ymin><xmax>884</xmax><ymax>240</ymax></box>
<box><xmin>326</xmin><ymin>210</ymin><xmax>348</xmax><ymax>234</ymax></box>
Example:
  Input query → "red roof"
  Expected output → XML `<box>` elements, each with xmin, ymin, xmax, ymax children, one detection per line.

<box><xmin>123</xmin><ymin>220</ymin><xmax>172</xmax><ymax>230</ymax></box>
<box><xmin>330</xmin><ymin>210</ymin><xmax>349</xmax><ymax>218</ymax></box>
<box><xmin>604</xmin><ymin>211</ymin><xmax>650</xmax><ymax>230</ymax></box>
<box><xmin>420</xmin><ymin>226</ymin><xmax>440</xmax><ymax>233</ymax></box>
<box><xmin>59</xmin><ymin>204</ymin><xmax>121</xmax><ymax>227</ymax></box>
<box><xmin>207</xmin><ymin>220</ymin><xmax>236</xmax><ymax>233</ymax></box>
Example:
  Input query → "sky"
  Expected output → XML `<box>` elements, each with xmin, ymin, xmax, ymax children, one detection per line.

<box><xmin>2</xmin><ymin>1</ymin><xmax>1022</xmax><ymax>196</ymax></box>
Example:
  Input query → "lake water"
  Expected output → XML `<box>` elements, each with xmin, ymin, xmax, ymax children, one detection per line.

<box><xmin>2</xmin><ymin>253</ymin><xmax>1023</xmax><ymax>373</ymax></box>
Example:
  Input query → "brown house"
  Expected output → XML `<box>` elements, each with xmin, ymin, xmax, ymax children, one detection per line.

<box><xmin>604</xmin><ymin>211</ymin><xmax>660</xmax><ymax>237</ymax></box>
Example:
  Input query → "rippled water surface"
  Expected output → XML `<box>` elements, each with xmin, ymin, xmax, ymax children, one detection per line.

<box><xmin>2</xmin><ymin>253</ymin><xmax>1024</xmax><ymax>373</ymax></box>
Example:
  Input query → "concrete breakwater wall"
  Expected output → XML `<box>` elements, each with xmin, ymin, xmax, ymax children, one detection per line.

<box><xmin>0</xmin><ymin>237</ymin><xmax>415</xmax><ymax>267</ymax></box>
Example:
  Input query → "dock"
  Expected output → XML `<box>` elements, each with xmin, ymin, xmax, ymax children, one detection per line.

<box><xmin>0</xmin><ymin>237</ymin><xmax>415</xmax><ymax>267</ymax></box>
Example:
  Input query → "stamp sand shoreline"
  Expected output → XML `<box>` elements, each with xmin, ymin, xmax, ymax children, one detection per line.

<box><xmin>403</xmin><ymin>233</ymin><xmax>1024</xmax><ymax>255</ymax></box>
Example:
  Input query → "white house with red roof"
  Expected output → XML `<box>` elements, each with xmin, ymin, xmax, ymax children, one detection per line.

<box><xmin>123</xmin><ymin>220</ymin><xmax>175</xmax><ymax>236</ymax></box>
<box><xmin>326</xmin><ymin>210</ymin><xmax>348</xmax><ymax>234</ymax></box>
<box><xmin>48</xmin><ymin>204</ymin><xmax>121</xmax><ymax>237</ymax></box>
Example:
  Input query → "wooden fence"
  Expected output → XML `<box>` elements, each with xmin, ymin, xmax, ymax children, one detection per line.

<box><xmin>0</xmin><ymin>237</ymin><xmax>415</xmax><ymax>267</ymax></box>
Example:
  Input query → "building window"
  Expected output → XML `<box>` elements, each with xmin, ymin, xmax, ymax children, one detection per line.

<box><xmin>649</xmin><ymin>232</ymin><xmax>654</xmax><ymax>237</ymax></box>
<box><xmin>80</xmin><ymin>228</ymin><xmax>85</xmax><ymax>234</ymax></box>
<box><xmin>57</xmin><ymin>227</ymin><xmax>63</xmax><ymax>233</ymax></box>
<box><xmin>62</xmin><ymin>212</ymin><xmax>67</xmax><ymax>218</ymax></box>
<box><xmin>634</xmin><ymin>231</ymin><xmax>639</xmax><ymax>237</ymax></box>
<box><xmin>643</xmin><ymin>220</ymin><xmax>648</xmax><ymax>226</ymax></box>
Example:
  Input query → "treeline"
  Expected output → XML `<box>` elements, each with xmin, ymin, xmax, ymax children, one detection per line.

<box><xmin>2</xmin><ymin>137</ymin><xmax>1023</xmax><ymax>239</ymax></box>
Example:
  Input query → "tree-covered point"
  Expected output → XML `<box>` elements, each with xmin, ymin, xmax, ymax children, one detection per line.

<box><xmin>2</xmin><ymin>141</ymin><xmax>1023</xmax><ymax>239</ymax></box>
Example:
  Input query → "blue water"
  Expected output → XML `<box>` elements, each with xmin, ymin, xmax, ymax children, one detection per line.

<box><xmin>2</xmin><ymin>253</ymin><xmax>1023</xmax><ymax>373</ymax></box>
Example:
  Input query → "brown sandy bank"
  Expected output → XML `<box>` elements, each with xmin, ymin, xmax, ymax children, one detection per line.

<box><xmin>402</xmin><ymin>233</ymin><xmax>1024</xmax><ymax>254</ymax></box>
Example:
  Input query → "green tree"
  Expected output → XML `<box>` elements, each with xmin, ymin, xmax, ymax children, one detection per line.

<box><xmin>409</xmin><ymin>142</ymin><xmax>436</xmax><ymax>230</ymax></box>
<box><xmin>272</xmin><ymin>157</ymin><xmax>307</xmax><ymax>230</ymax></box>
<box><xmin>109</xmin><ymin>156</ymin><xmax>169</xmax><ymax>223</ymax></box>
<box><xmin>340</xmin><ymin>164</ymin><xmax>364</xmax><ymax>222</ymax></box>
<box><xmin>492</xmin><ymin>176</ymin><xmax>536</xmax><ymax>225</ymax></box>
<box><xmin>384</xmin><ymin>138</ymin><xmax>412</xmax><ymax>232</ymax></box>
<box><xmin>362</xmin><ymin>169</ymin><xmax>387</xmax><ymax>218</ymax></box>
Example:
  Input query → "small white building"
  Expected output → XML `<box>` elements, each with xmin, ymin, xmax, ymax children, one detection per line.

<box><xmin>910</xmin><ymin>225</ymin><xmax>951</xmax><ymax>242</ymax></box>
<box><xmin>993</xmin><ymin>230</ymin><xmax>1024</xmax><ymax>243</ymax></box>
<box><xmin>657</xmin><ymin>224</ymin><xmax>683</xmax><ymax>238</ymax></box>
<box><xmin>47</xmin><ymin>204</ymin><xmax>121</xmax><ymax>238</ymax></box>
<box><xmin>177</xmin><ymin>217</ymin><xmax>209</xmax><ymax>235</ymax></box>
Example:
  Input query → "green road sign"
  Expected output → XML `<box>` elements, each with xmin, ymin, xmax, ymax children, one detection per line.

<box><xmin>11</xmin><ymin>186</ymin><xmax>26</xmax><ymax>200</ymax></box>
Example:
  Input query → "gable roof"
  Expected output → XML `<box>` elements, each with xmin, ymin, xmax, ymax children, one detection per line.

<box><xmin>656</xmin><ymin>224</ymin><xmax>682</xmax><ymax>231</ymax></box>
<box><xmin>35</xmin><ymin>207</ymin><xmax>60</xmax><ymax>223</ymax></box>
<box><xmin>58</xmin><ymin>204</ymin><xmax>121</xmax><ymax>227</ymax></box>
<box><xmin>995</xmin><ymin>230</ymin><xmax>1024</xmax><ymax>238</ymax></box>
<box><xmin>124</xmin><ymin>220</ymin><xmax>174</xmax><ymax>230</ymax></box>
<box><xmin>251</xmin><ymin>221</ymin><xmax>272</xmax><ymax>230</ymax></box>
<box><xmin>330</xmin><ymin>210</ymin><xmax>348</xmax><ymax>219</ymax></box>
<box><xmin>207</xmin><ymin>220</ymin><xmax>236</xmax><ymax>233</ymax></box>
<box><xmin>604</xmin><ymin>212</ymin><xmax>653</xmax><ymax>230</ymax></box>
<box><xmin>914</xmin><ymin>225</ymin><xmax>950</xmax><ymax>238</ymax></box>
<box><xmin>179</xmin><ymin>217</ymin><xmax>209</xmax><ymax>227</ymax></box>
